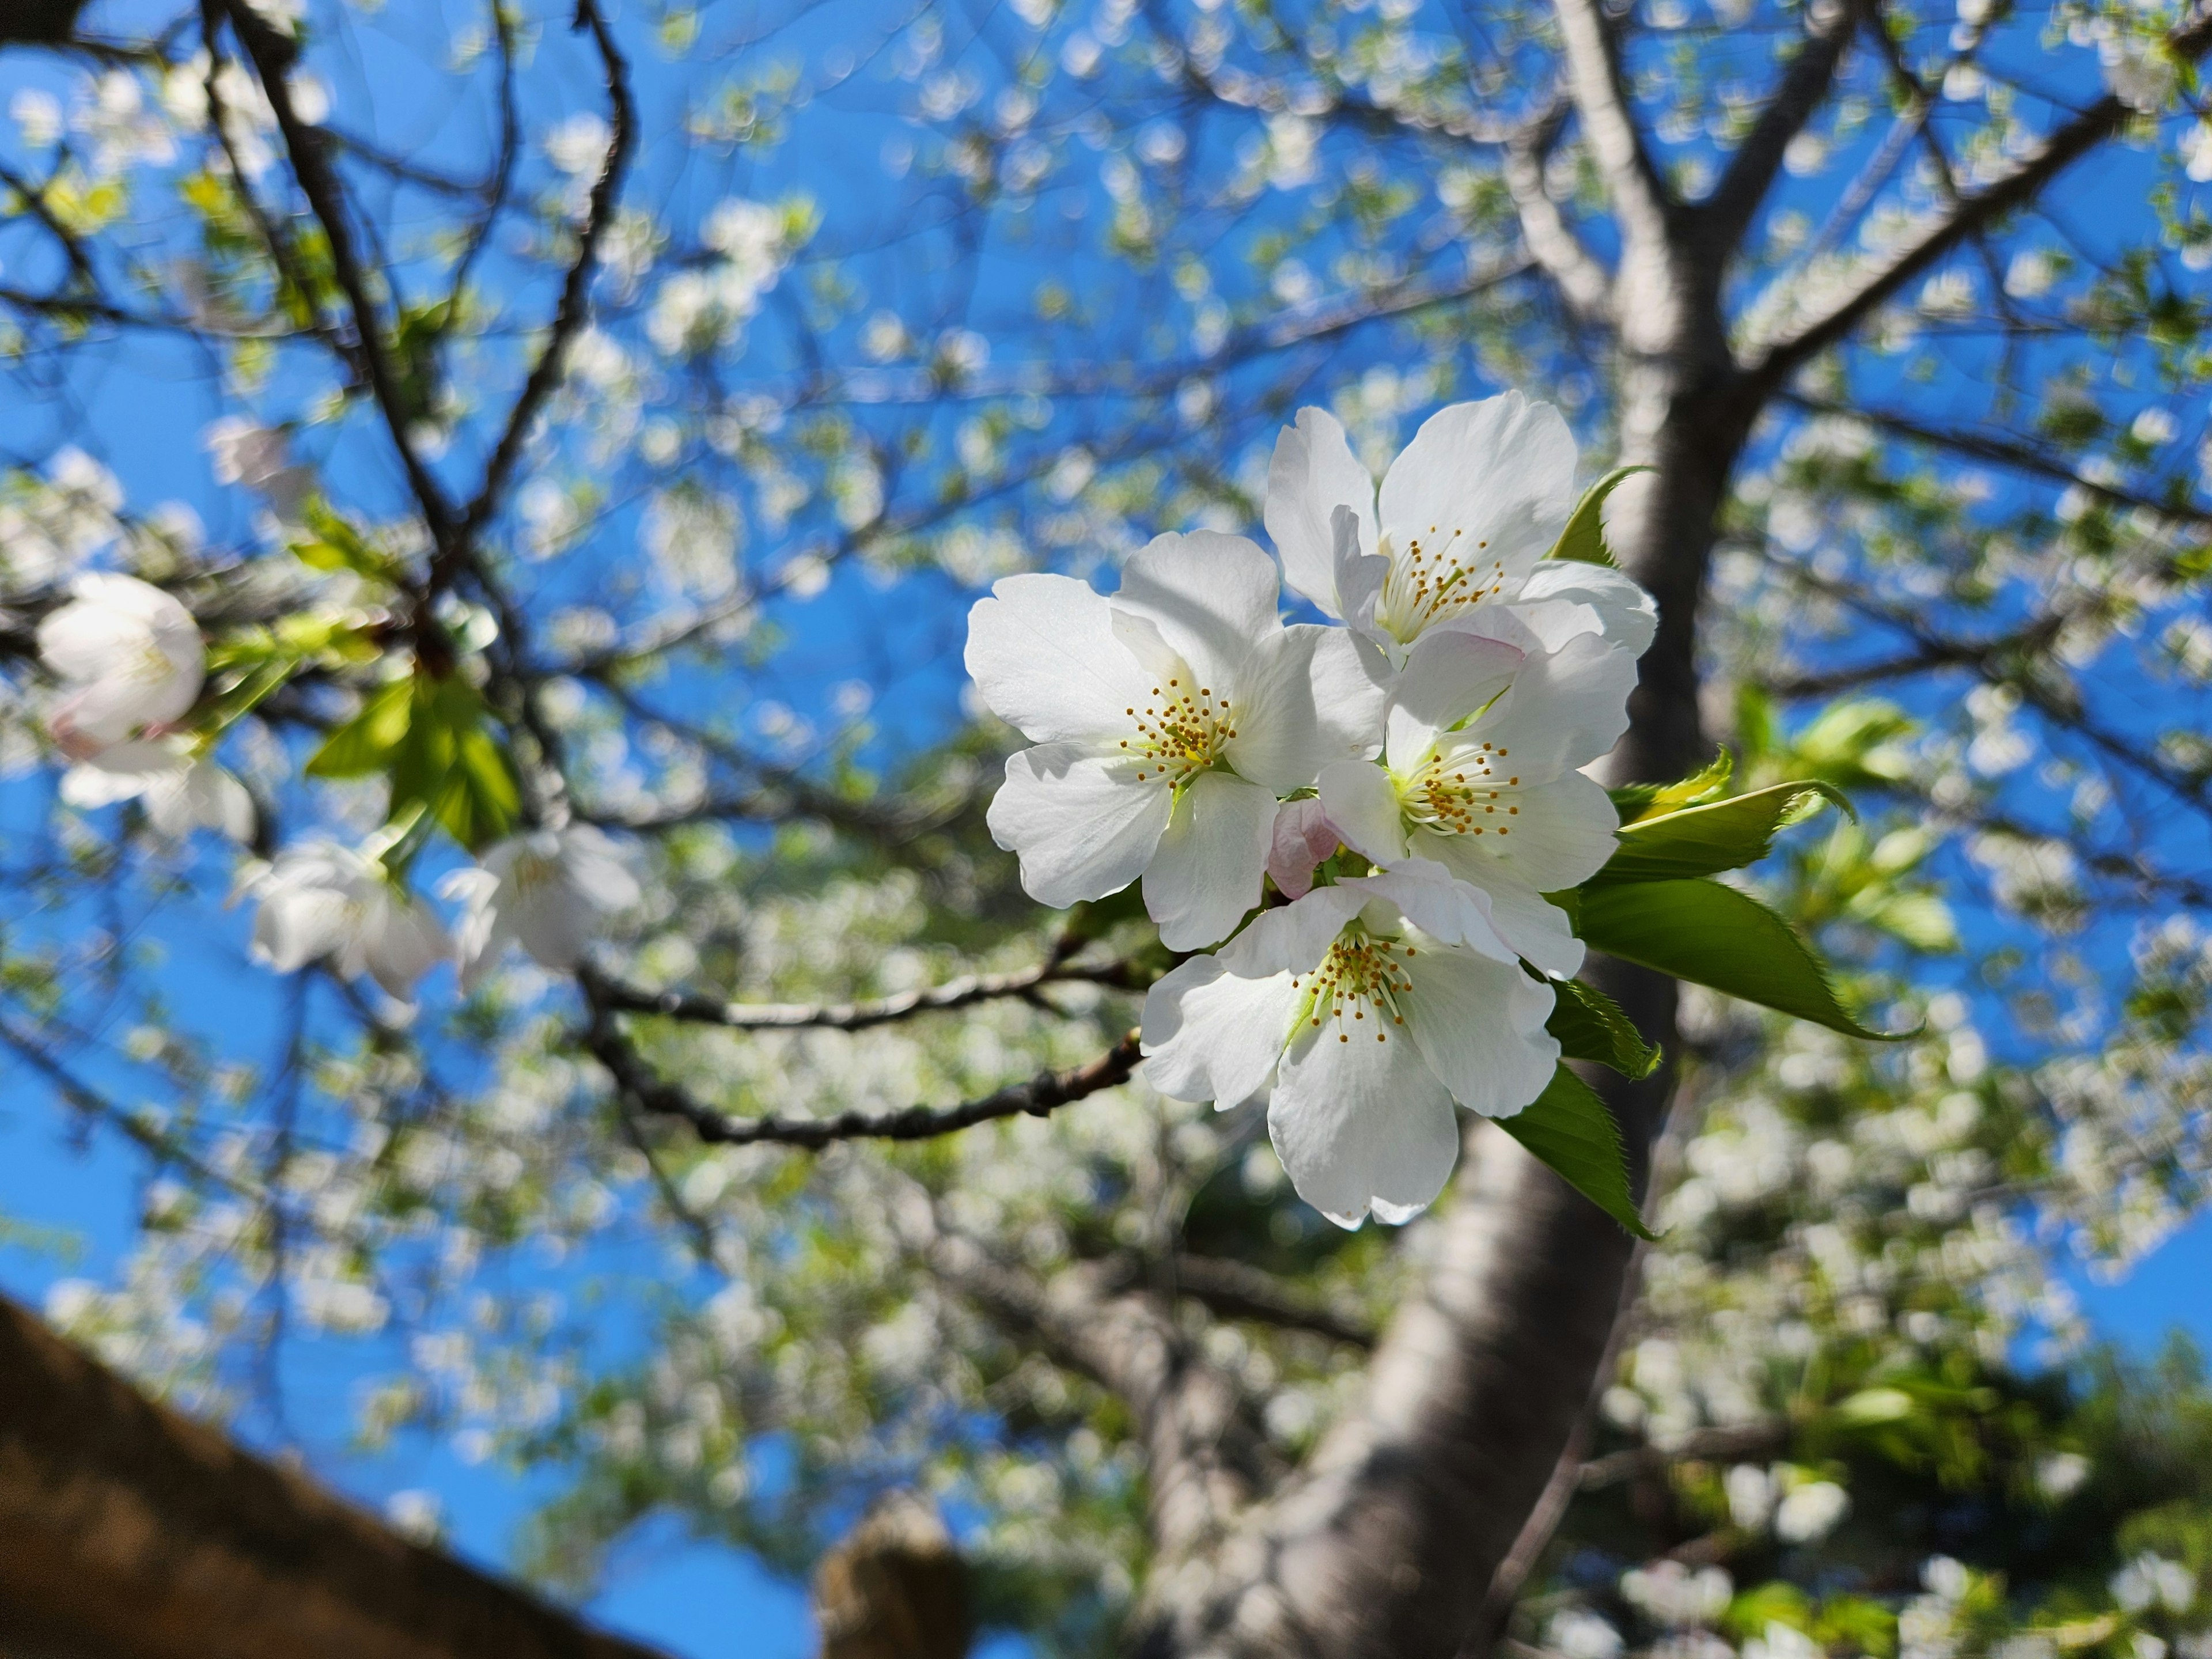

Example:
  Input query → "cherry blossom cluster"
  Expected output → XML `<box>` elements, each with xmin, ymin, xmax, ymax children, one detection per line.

<box><xmin>967</xmin><ymin>392</ymin><xmax>1656</xmax><ymax>1228</ymax></box>
<box><xmin>35</xmin><ymin>573</ymin><xmax>638</xmax><ymax>1002</ymax></box>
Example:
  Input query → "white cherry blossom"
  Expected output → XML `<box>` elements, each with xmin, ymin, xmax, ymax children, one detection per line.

<box><xmin>1264</xmin><ymin>393</ymin><xmax>1656</xmax><ymax>669</ymax></box>
<box><xmin>965</xmin><ymin>531</ymin><xmax>1383</xmax><ymax>950</ymax></box>
<box><xmin>1142</xmin><ymin>858</ymin><xmax>1558</xmax><ymax>1228</ymax></box>
<box><xmin>441</xmin><ymin>825</ymin><xmax>641</xmax><ymax>993</ymax></box>
<box><xmin>1316</xmin><ymin>620</ymin><xmax>1639</xmax><ymax>976</ymax></box>
<box><xmin>243</xmin><ymin>840</ymin><xmax>449</xmax><ymax>998</ymax></box>
<box><xmin>36</xmin><ymin>573</ymin><xmax>206</xmax><ymax>750</ymax></box>
<box><xmin>60</xmin><ymin>737</ymin><xmax>254</xmax><ymax>842</ymax></box>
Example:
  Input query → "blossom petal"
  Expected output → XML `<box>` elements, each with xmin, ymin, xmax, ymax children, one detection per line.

<box><xmin>1218</xmin><ymin>884</ymin><xmax>1368</xmax><ymax>978</ymax></box>
<box><xmin>1399</xmin><ymin>942</ymin><xmax>1559</xmax><ymax>1118</ymax></box>
<box><xmin>1514</xmin><ymin>560</ymin><xmax>1659</xmax><ymax>656</ymax></box>
<box><xmin>1271</xmin><ymin>1015</ymin><xmax>1460</xmax><ymax>1228</ymax></box>
<box><xmin>964</xmin><ymin>573</ymin><xmax>1154</xmax><ymax>745</ymax></box>
<box><xmin>365</xmin><ymin>895</ymin><xmax>450</xmax><ymax>999</ymax></box>
<box><xmin>1384</xmin><ymin>623</ymin><xmax>1529</xmax><ymax>767</ymax></box>
<box><xmin>1267</xmin><ymin>797</ymin><xmax>1342</xmax><ymax>900</ymax></box>
<box><xmin>1353</xmin><ymin>857</ymin><xmax>1517</xmax><ymax>962</ymax></box>
<box><xmin>1219</xmin><ymin>626</ymin><xmax>1323</xmax><ymax>793</ymax></box>
<box><xmin>1431</xmin><ymin>767</ymin><xmax>1618</xmax><ymax>894</ymax></box>
<box><xmin>988</xmin><ymin>744</ymin><xmax>1172</xmax><ymax>908</ymax></box>
<box><xmin>1141</xmin><ymin>956</ymin><xmax>1300</xmax><ymax>1107</ymax></box>
<box><xmin>1317</xmin><ymin>759</ymin><xmax>1406</xmax><ymax>863</ymax></box>
<box><xmin>1112</xmin><ymin>530</ymin><xmax>1282</xmax><ymax>695</ymax></box>
<box><xmin>1145</xmin><ymin>770</ymin><xmax>1277</xmax><ymax>950</ymax></box>
<box><xmin>1265</xmin><ymin>407</ymin><xmax>1376</xmax><ymax>616</ymax></box>
<box><xmin>1377</xmin><ymin>393</ymin><xmax>1577</xmax><ymax>593</ymax></box>
<box><xmin>1415</xmin><ymin>834</ymin><xmax>1586</xmax><ymax>977</ymax></box>
<box><xmin>1472</xmin><ymin>630</ymin><xmax>1638</xmax><ymax>780</ymax></box>
<box><xmin>1302</xmin><ymin>622</ymin><xmax>1388</xmax><ymax>763</ymax></box>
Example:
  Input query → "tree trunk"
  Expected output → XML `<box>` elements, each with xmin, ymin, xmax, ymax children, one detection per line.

<box><xmin>0</xmin><ymin>1293</ymin><xmax>668</xmax><ymax>1659</ymax></box>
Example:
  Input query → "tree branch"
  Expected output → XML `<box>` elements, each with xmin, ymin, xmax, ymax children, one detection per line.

<box><xmin>588</xmin><ymin>956</ymin><xmax>1147</xmax><ymax>1032</ymax></box>
<box><xmin>1169</xmin><ymin>1255</ymin><xmax>1378</xmax><ymax>1350</ymax></box>
<box><xmin>1550</xmin><ymin>0</ymin><xmax>1673</xmax><ymax>252</ymax></box>
<box><xmin>1745</xmin><ymin>2</ymin><xmax>2212</xmax><ymax>384</ymax></box>
<box><xmin>583</xmin><ymin>1002</ymin><xmax>1143</xmax><ymax>1150</ymax></box>
<box><xmin>1502</xmin><ymin>96</ymin><xmax>1615</xmax><ymax>326</ymax></box>
<box><xmin>1699</xmin><ymin>0</ymin><xmax>1861</xmax><ymax>251</ymax></box>
<box><xmin>452</xmin><ymin>0</ymin><xmax>635</xmax><ymax>565</ymax></box>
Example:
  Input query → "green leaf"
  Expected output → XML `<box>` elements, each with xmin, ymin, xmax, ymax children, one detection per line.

<box><xmin>291</xmin><ymin>498</ymin><xmax>398</xmax><ymax>583</ymax></box>
<box><xmin>1576</xmin><ymin>877</ymin><xmax>1906</xmax><ymax>1040</ymax></box>
<box><xmin>305</xmin><ymin>678</ymin><xmax>413</xmax><ymax>778</ymax></box>
<box><xmin>1608</xmin><ymin>748</ymin><xmax>1732</xmax><ymax>825</ymax></box>
<box><xmin>1547</xmin><ymin>976</ymin><xmax>1662</xmax><ymax>1078</ymax></box>
<box><xmin>1547</xmin><ymin>465</ymin><xmax>1650</xmax><ymax>567</ymax></box>
<box><xmin>1593</xmin><ymin>780</ymin><xmax>1854</xmax><ymax>884</ymax></box>
<box><xmin>1494</xmin><ymin>1063</ymin><xmax>1657</xmax><ymax>1240</ymax></box>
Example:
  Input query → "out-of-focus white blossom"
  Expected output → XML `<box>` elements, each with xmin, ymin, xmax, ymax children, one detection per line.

<box><xmin>442</xmin><ymin>825</ymin><xmax>641</xmax><ymax>992</ymax></box>
<box><xmin>244</xmin><ymin>840</ymin><xmax>449</xmax><ymax>998</ymax></box>
<box><xmin>60</xmin><ymin>737</ymin><xmax>253</xmax><ymax>842</ymax></box>
<box><xmin>37</xmin><ymin>573</ymin><xmax>206</xmax><ymax>749</ymax></box>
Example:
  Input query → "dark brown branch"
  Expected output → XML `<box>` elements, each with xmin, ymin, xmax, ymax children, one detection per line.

<box><xmin>589</xmin><ymin>957</ymin><xmax>1146</xmax><ymax>1032</ymax></box>
<box><xmin>1576</xmin><ymin>1421</ymin><xmax>1790</xmax><ymax>1490</ymax></box>
<box><xmin>215</xmin><ymin>0</ymin><xmax>459</xmax><ymax>543</ymax></box>
<box><xmin>585</xmin><ymin>1005</ymin><xmax>1143</xmax><ymax>1149</ymax></box>
<box><xmin>452</xmin><ymin>0</ymin><xmax>636</xmax><ymax>562</ymax></box>
<box><xmin>1699</xmin><ymin>0</ymin><xmax>1862</xmax><ymax>249</ymax></box>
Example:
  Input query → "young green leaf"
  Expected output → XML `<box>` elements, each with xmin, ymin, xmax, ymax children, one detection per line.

<box><xmin>292</xmin><ymin>499</ymin><xmax>399</xmax><ymax>583</ymax></box>
<box><xmin>1494</xmin><ymin>1063</ymin><xmax>1657</xmax><ymax>1240</ymax></box>
<box><xmin>1608</xmin><ymin>748</ymin><xmax>1732</xmax><ymax>825</ymax></box>
<box><xmin>1576</xmin><ymin>877</ymin><xmax>1906</xmax><ymax>1040</ymax></box>
<box><xmin>1548</xmin><ymin>465</ymin><xmax>1651</xmax><ymax>567</ymax></box>
<box><xmin>1547</xmin><ymin>976</ymin><xmax>1662</xmax><ymax>1078</ymax></box>
<box><xmin>305</xmin><ymin>678</ymin><xmax>413</xmax><ymax>778</ymax></box>
<box><xmin>1593</xmin><ymin>780</ymin><xmax>1854</xmax><ymax>884</ymax></box>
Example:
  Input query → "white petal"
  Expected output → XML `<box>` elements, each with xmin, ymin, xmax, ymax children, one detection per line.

<box><xmin>59</xmin><ymin>738</ymin><xmax>183</xmax><ymax>806</ymax></box>
<box><xmin>1271</xmin><ymin>1013</ymin><xmax>1461</xmax><ymax>1228</ymax></box>
<box><xmin>1218</xmin><ymin>883</ymin><xmax>1368</xmax><ymax>978</ymax></box>
<box><xmin>1302</xmin><ymin>623</ymin><xmax>1388</xmax><ymax>763</ymax></box>
<box><xmin>1351</xmin><ymin>857</ymin><xmax>1518</xmax><ymax>962</ymax></box>
<box><xmin>1267</xmin><ymin>797</ymin><xmax>1342</xmax><ymax>900</ymax></box>
<box><xmin>1220</xmin><ymin>627</ymin><xmax>1323</xmax><ymax>793</ymax></box>
<box><xmin>1472</xmin><ymin>631</ymin><xmax>1638</xmax><ymax>780</ymax></box>
<box><xmin>1317</xmin><ymin>759</ymin><xmax>1406</xmax><ymax>863</ymax></box>
<box><xmin>365</xmin><ymin>894</ymin><xmax>450</xmax><ymax>998</ymax></box>
<box><xmin>1143</xmin><ymin>771</ymin><xmax>1277</xmax><ymax>950</ymax></box>
<box><xmin>987</xmin><ymin>744</ymin><xmax>1172</xmax><ymax>908</ymax></box>
<box><xmin>1384</xmin><ymin>624</ymin><xmax>1529</xmax><ymax>766</ymax></box>
<box><xmin>253</xmin><ymin>886</ymin><xmax>350</xmax><ymax>974</ymax></box>
<box><xmin>1377</xmin><ymin>393</ymin><xmax>1577</xmax><ymax>593</ymax></box>
<box><xmin>1264</xmin><ymin>407</ymin><xmax>1375</xmax><ymax>616</ymax></box>
<box><xmin>1513</xmin><ymin>560</ymin><xmax>1659</xmax><ymax>656</ymax></box>
<box><xmin>560</xmin><ymin>825</ymin><xmax>643</xmax><ymax>911</ymax></box>
<box><xmin>1111</xmin><ymin>531</ymin><xmax>1282</xmax><ymax>695</ymax></box>
<box><xmin>1332</xmin><ymin>505</ymin><xmax>1391</xmax><ymax>642</ymax></box>
<box><xmin>1141</xmin><ymin>955</ymin><xmax>1301</xmax><ymax>1107</ymax></box>
<box><xmin>1417</xmin><ymin>835</ymin><xmax>1586</xmax><ymax>977</ymax></box>
<box><xmin>1427</xmin><ymin>767</ymin><xmax>1619</xmax><ymax>893</ymax></box>
<box><xmin>964</xmin><ymin>574</ymin><xmax>1154</xmax><ymax>745</ymax></box>
<box><xmin>199</xmin><ymin>763</ymin><xmax>257</xmax><ymax>842</ymax></box>
<box><xmin>1399</xmin><ymin>942</ymin><xmax>1559</xmax><ymax>1118</ymax></box>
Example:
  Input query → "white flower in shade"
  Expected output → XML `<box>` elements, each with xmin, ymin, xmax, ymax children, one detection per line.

<box><xmin>36</xmin><ymin>573</ymin><xmax>206</xmax><ymax>750</ymax></box>
<box><xmin>1142</xmin><ymin>857</ymin><xmax>1558</xmax><ymax>1227</ymax></box>
<box><xmin>1315</xmin><ymin>620</ymin><xmax>1638</xmax><ymax>976</ymax></box>
<box><xmin>441</xmin><ymin>825</ymin><xmax>641</xmax><ymax>992</ymax></box>
<box><xmin>965</xmin><ymin>531</ymin><xmax>1384</xmax><ymax>950</ymax></box>
<box><xmin>244</xmin><ymin>840</ymin><xmax>449</xmax><ymax>998</ymax></box>
<box><xmin>59</xmin><ymin>737</ymin><xmax>254</xmax><ymax>842</ymax></box>
<box><xmin>1772</xmin><ymin>1479</ymin><xmax>1850</xmax><ymax>1544</ymax></box>
<box><xmin>1264</xmin><ymin>393</ymin><xmax>1656</xmax><ymax>671</ymax></box>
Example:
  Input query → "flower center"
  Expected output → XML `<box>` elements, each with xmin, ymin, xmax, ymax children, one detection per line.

<box><xmin>1400</xmin><ymin>745</ymin><xmax>1520</xmax><ymax>840</ymax></box>
<box><xmin>1374</xmin><ymin>525</ymin><xmax>1509</xmax><ymax>642</ymax></box>
<box><xmin>1118</xmin><ymin>676</ymin><xmax>1235</xmax><ymax>787</ymax></box>
<box><xmin>1290</xmin><ymin>927</ymin><xmax>1415</xmax><ymax>1046</ymax></box>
